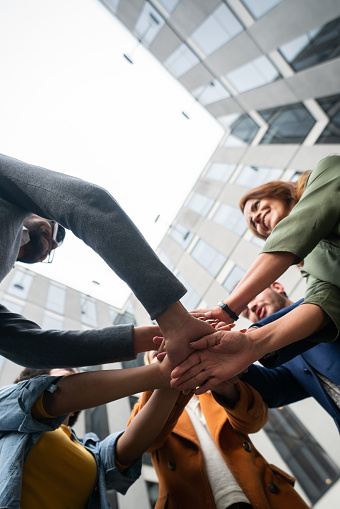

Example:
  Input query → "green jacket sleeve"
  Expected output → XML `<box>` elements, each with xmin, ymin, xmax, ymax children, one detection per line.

<box><xmin>262</xmin><ymin>155</ymin><xmax>340</xmax><ymax>262</ymax></box>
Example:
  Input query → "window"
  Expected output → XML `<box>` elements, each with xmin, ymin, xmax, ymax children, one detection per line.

<box><xmin>191</xmin><ymin>239</ymin><xmax>226</xmax><ymax>278</ymax></box>
<box><xmin>316</xmin><ymin>94</ymin><xmax>340</xmax><ymax>144</ymax></box>
<box><xmin>134</xmin><ymin>2</ymin><xmax>165</xmax><ymax>45</ymax></box>
<box><xmin>193</xmin><ymin>80</ymin><xmax>230</xmax><ymax>106</ymax></box>
<box><xmin>213</xmin><ymin>204</ymin><xmax>247</xmax><ymax>236</ymax></box>
<box><xmin>105</xmin><ymin>0</ymin><xmax>120</xmax><ymax>11</ymax></box>
<box><xmin>165</xmin><ymin>44</ymin><xmax>199</xmax><ymax>77</ymax></box>
<box><xmin>241</xmin><ymin>0</ymin><xmax>283</xmax><ymax>20</ymax></box>
<box><xmin>205</xmin><ymin>162</ymin><xmax>236</xmax><ymax>182</ymax></box>
<box><xmin>190</xmin><ymin>4</ymin><xmax>242</xmax><ymax>57</ymax></box>
<box><xmin>158</xmin><ymin>250</ymin><xmax>175</xmax><ymax>271</ymax></box>
<box><xmin>226</xmin><ymin>56</ymin><xmax>279</xmax><ymax>93</ymax></box>
<box><xmin>158</xmin><ymin>0</ymin><xmax>180</xmax><ymax>13</ymax></box>
<box><xmin>81</xmin><ymin>298</ymin><xmax>97</xmax><ymax>327</ymax></box>
<box><xmin>170</xmin><ymin>223</ymin><xmax>194</xmax><ymax>249</ymax></box>
<box><xmin>110</xmin><ymin>309</ymin><xmax>119</xmax><ymax>324</ymax></box>
<box><xmin>224</xmin><ymin>114</ymin><xmax>259</xmax><ymax>146</ymax></box>
<box><xmin>223</xmin><ymin>265</ymin><xmax>246</xmax><ymax>292</ymax></box>
<box><xmin>1</xmin><ymin>299</ymin><xmax>23</xmax><ymax>314</ymax></box>
<box><xmin>115</xmin><ymin>311</ymin><xmax>136</xmax><ymax>326</ymax></box>
<box><xmin>259</xmin><ymin>103</ymin><xmax>315</xmax><ymax>144</ymax></box>
<box><xmin>187</xmin><ymin>193</ymin><xmax>214</xmax><ymax>217</ymax></box>
<box><xmin>265</xmin><ymin>407</ymin><xmax>340</xmax><ymax>505</ymax></box>
<box><xmin>46</xmin><ymin>284</ymin><xmax>66</xmax><ymax>314</ymax></box>
<box><xmin>236</xmin><ymin>166</ymin><xmax>283</xmax><ymax>187</ymax></box>
<box><xmin>7</xmin><ymin>271</ymin><xmax>34</xmax><ymax>300</ymax></box>
<box><xmin>279</xmin><ymin>17</ymin><xmax>340</xmax><ymax>73</ymax></box>
<box><xmin>42</xmin><ymin>315</ymin><xmax>63</xmax><ymax>330</ymax></box>
<box><xmin>177</xmin><ymin>273</ymin><xmax>201</xmax><ymax>311</ymax></box>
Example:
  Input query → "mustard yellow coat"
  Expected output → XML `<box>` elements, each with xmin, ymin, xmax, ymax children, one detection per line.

<box><xmin>128</xmin><ymin>382</ymin><xmax>310</xmax><ymax>509</ymax></box>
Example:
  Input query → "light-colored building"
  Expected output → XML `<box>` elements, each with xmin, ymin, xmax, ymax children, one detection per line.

<box><xmin>96</xmin><ymin>0</ymin><xmax>340</xmax><ymax>507</ymax></box>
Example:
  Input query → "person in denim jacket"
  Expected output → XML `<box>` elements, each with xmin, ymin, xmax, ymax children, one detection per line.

<box><xmin>0</xmin><ymin>355</ymin><xmax>174</xmax><ymax>509</ymax></box>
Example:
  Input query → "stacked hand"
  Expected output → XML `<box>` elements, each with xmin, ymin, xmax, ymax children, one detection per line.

<box><xmin>170</xmin><ymin>329</ymin><xmax>254</xmax><ymax>394</ymax></box>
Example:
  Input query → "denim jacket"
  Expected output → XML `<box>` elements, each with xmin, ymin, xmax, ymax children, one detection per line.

<box><xmin>0</xmin><ymin>375</ymin><xmax>141</xmax><ymax>508</ymax></box>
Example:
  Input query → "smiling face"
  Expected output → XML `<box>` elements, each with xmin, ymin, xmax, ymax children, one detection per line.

<box><xmin>242</xmin><ymin>282</ymin><xmax>292</xmax><ymax>323</ymax></box>
<box><xmin>243</xmin><ymin>197</ymin><xmax>293</xmax><ymax>239</ymax></box>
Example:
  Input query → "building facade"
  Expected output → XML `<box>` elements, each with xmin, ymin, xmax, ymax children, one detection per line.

<box><xmin>97</xmin><ymin>0</ymin><xmax>340</xmax><ymax>507</ymax></box>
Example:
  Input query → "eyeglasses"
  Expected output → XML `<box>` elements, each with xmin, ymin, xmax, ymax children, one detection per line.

<box><xmin>50</xmin><ymin>220</ymin><xmax>66</xmax><ymax>247</ymax></box>
<box><xmin>43</xmin><ymin>221</ymin><xmax>66</xmax><ymax>264</ymax></box>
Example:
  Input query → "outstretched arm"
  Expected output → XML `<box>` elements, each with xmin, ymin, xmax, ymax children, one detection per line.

<box><xmin>192</xmin><ymin>252</ymin><xmax>296</xmax><ymax>323</ymax></box>
<box><xmin>115</xmin><ymin>387</ymin><xmax>180</xmax><ymax>466</ymax></box>
<box><xmin>43</xmin><ymin>358</ymin><xmax>172</xmax><ymax>416</ymax></box>
<box><xmin>171</xmin><ymin>303</ymin><xmax>329</xmax><ymax>393</ymax></box>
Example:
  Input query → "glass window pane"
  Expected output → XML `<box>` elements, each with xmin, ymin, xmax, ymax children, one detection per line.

<box><xmin>42</xmin><ymin>315</ymin><xmax>63</xmax><ymax>330</ymax></box>
<box><xmin>316</xmin><ymin>93</ymin><xmax>340</xmax><ymax>144</ymax></box>
<box><xmin>106</xmin><ymin>0</ymin><xmax>120</xmax><ymax>11</ymax></box>
<box><xmin>46</xmin><ymin>284</ymin><xmax>66</xmax><ymax>314</ymax></box>
<box><xmin>170</xmin><ymin>223</ymin><xmax>194</xmax><ymax>249</ymax></box>
<box><xmin>193</xmin><ymin>80</ymin><xmax>230</xmax><ymax>106</ymax></box>
<box><xmin>165</xmin><ymin>44</ymin><xmax>199</xmax><ymax>77</ymax></box>
<box><xmin>224</xmin><ymin>114</ymin><xmax>259</xmax><ymax>146</ymax></box>
<box><xmin>205</xmin><ymin>162</ymin><xmax>236</xmax><ymax>182</ymax></box>
<box><xmin>191</xmin><ymin>239</ymin><xmax>226</xmax><ymax>277</ymax></box>
<box><xmin>190</xmin><ymin>4</ymin><xmax>242</xmax><ymax>57</ymax></box>
<box><xmin>177</xmin><ymin>273</ymin><xmax>200</xmax><ymax>310</ymax></box>
<box><xmin>134</xmin><ymin>2</ymin><xmax>165</xmax><ymax>45</ymax></box>
<box><xmin>81</xmin><ymin>298</ymin><xmax>97</xmax><ymax>327</ymax></box>
<box><xmin>259</xmin><ymin>103</ymin><xmax>315</xmax><ymax>144</ymax></box>
<box><xmin>226</xmin><ymin>56</ymin><xmax>279</xmax><ymax>93</ymax></box>
<box><xmin>158</xmin><ymin>0</ymin><xmax>180</xmax><ymax>13</ymax></box>
<box><xmin>265</xmin><ymin>407</ymin><xmax>340</xmax><ymax>505</ymax></box>
<box><xmin>236</xmin><ymin>166</ymin><xmax>283</xmax><ymax>187</ymax></box>
<box><xmin>213</xmin><ymin>204</ymin><xmax>247</xmax><ymax>235</ymax></box>
<box><xmin>187</xmin><ymin>193</ymin><xmax>214</xmax><ymax>216</ymax></box>
<box><xmin>241</xmin><ymin>0</ymin><xmax>283</xmax><ymax>20</ymax></box>
<box><xmin>7</xmin><ymin>271</ymin><xmax>34</xmax><ymax>299</ymax></box>
<box><xmin>223</xmin><ymin>265</ymin><xmax>246</xmax><ymax>292</ymax></box>
<box><xmin>279</xmin><ymin>17</ymin><xmax>340</xmax><ymax>72</ymax></box>
<box><xmin>1</xmin><ymin>299</ymin><xmax>23</xmax><ymax>314</ymax></box>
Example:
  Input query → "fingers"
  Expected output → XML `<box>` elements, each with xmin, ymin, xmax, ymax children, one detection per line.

<box><xmin>194</xmin><ymin>378</ymin><xmax>219</xmax><ymax>394</ymax></box>
<box><xmin>189</xmin><ymin>332</ymin><xmax>220</xmax><ymax>350</ymax></box>
<box><xmin>153</xmin><ymin>336</ymin><xmax>163</xmax><ymax>346</ymax></box>
<box><xmin>170</xmin><ymin>352</ymin><xmax>201</xmax><ymax>378</ymax></box>
<box><xmin>171</xmin><ymin>370</ymin><xmax>211</xmax><ymax>391</ymax></box>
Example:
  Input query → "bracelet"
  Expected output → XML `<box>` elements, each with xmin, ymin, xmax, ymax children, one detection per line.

<box><xmin>217</xmin><ymin>301</ymin><xmax>239</xmax><ymax>321</ymax></box>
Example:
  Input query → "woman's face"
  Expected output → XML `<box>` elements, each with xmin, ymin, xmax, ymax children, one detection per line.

<box><xmin>243</xmin><ymin>197</ymin><xmax>293</xmax><ymax>238</ymax></box>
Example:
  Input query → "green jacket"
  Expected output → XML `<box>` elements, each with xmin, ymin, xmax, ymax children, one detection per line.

<box><xmin>262</xmin><ymin>155</ymin><xmax>340</xmax><ymax>340</ymax></box>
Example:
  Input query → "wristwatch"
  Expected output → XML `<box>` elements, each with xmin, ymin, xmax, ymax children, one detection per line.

<box><xmin>217</xmin><ymin>301</ymin><xmax>239</xmax><ymax>321</ymax></box>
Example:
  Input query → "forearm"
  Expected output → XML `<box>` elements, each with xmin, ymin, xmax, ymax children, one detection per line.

<box><xmin>226</xmin><ymin>252</ymin><xmax>296</xmax><ymax>316</ymax></box>
<box><xmin>43</xmin><ymin>364</ymin><xmax>171</xmax><ymax>416</ymax></box>
<box><xmin>212</xmin><ymin>383</ymin><xmax>240</xmax><ymax>407</ymax></box>
<box><xmin>249</xmin><ymin>303</ymin><xmax>330</xmax><ymax>360</ymax></box>
<box><xmin>0</xmin><ymin>305</ymin><xmax>135</xmax><ymax>368</ymax></box>
<box><xmin>116</xmin><ymin>388</ymin><xmax>179</xmax><ymax>466</ymax></box>
<box><xmin>133</xmin><ymin>325</ymin><xmax>161</xmax><ymax>354</ymax></box>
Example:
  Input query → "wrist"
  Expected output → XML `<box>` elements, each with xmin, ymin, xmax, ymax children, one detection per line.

<box><xmin>217</xmin><ymin>301</ymin><xmax>239</xmax><ymax>321</ymax></box>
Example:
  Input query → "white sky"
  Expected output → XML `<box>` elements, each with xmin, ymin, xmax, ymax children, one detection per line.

<box><xmin>0</xmin><ymin>0</ymin><xmax>223</xmax><ymax>308</ymax></box>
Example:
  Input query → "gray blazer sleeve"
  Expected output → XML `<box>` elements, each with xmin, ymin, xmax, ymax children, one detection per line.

<box><xmin>0</xmin><ymin>304</ymin><xmax>135</xmax><ymax>368</ymax></box>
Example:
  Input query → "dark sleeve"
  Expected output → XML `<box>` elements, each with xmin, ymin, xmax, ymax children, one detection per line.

<box><xmin>241</xmin><ymin>364</ymin><xmax>310</xmax><ymax>408</ymax></box>
<box><xmin>0</xmin><ymin>304</ymin><xmax>135</xmax><ymax>368</ymax></box>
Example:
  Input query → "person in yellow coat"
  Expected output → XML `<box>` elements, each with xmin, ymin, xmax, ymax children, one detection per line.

<box><xmin>128</xmin><ymin>351</ymin><xmax>310</xmax><ymax>509</ymax></box>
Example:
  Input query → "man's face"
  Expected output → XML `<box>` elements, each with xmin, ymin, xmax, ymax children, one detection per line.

<box><xmin>17</xmin><ymin>215</ymin><xmax>59</xmax><ymax>263</ymax></box>
<box><xmin>242</xmin><ymin>284</ymin><xmax>290</xmax><ymax>323</ymax></box>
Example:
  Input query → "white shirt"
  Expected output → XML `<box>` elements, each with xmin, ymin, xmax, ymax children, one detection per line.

<box><xmin>185</xmin><ymin>395</ymin><xmax>250</xmax><ymax>509</ymax></box>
